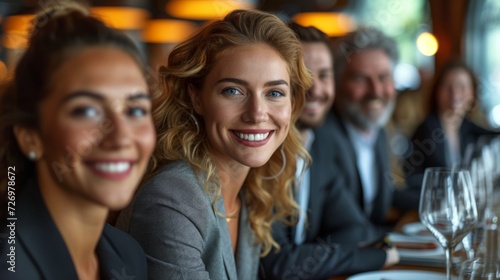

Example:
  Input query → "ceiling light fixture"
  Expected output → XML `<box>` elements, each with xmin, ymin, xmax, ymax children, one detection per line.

<box><xmin>2</xmin><ymin>14</ymin><xmax>34</xmax><ymax>49</ymax></box>
<box><xmin>166</xmin><ymin>0</ymin><xmax>254</xmax><ymax>20</ymax></box>
<box><xmin>292</xmin><ymin>12</ymin><xmax>355</xmax><ymax>37</ymax></box>
<box><xmin>91</xmin><ymin>7</ymin><xmax>149</xmax><ymax>30</ymax></box>
<box><xmin>143</xmin><ymin>19</ymin><xmax>198</xmax><ymax>43</ymax></box>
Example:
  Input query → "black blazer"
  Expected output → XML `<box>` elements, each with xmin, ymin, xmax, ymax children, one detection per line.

<box><xmin>260</xmin><ymin>127</ymin><xmax>387</xmax><ymax>280</ymax></box>
<box><xmin>0</xmin><ymin>180</ymin><xmax>147</xmax><ymax>280</ymax></box>
<box><xmin>404</xmin><ymin>113</ymin><xmax>499</xmax><ymax>193</ymax></box>
<box><xmin>317</xmin><ymin>111</ymin><xmax>395</xmax><ymax>226</ymax></box>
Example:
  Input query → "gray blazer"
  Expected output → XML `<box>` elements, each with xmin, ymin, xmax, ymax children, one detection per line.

<box><xmin>116</xmin><ymin>160</ymin><xmax>260</xmax><ymax>280</ymax></box>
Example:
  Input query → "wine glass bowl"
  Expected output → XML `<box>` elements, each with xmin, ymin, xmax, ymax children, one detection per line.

<box><xmin>419</xmin><ymin>167</ymin><xmax>479</xmax><ymax>280</ymax></box>
<box><xmin>462</xmin><ymin>156</ymin><xmax>490</xmax><ymax>260</ymax></box>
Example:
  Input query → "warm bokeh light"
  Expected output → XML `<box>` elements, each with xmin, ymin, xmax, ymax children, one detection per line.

<box><xmin>417</xmin><ymin>32</ymin><xmax>438</xmax><ymax>56</ymax></box>
<box><xmin>0</xmin><ymin>60</ymin><xmax>7</xmax><ymax>82</ymax></box>
<box><xmin>91</xmin><ymin>7</ymin><xmax>149</xmax><ymax>30</ymax></box>
<box><xmin>166</xmin><ymin>0</ymin><xmax>253</xmax><ymax>20</ymax></box>
<box><xmin>292</xmin><ymin>12</ymin><xmax>355</xmax><ymax>37</ymax></box>
<box><xmin>2</xmin><ymin>14</ymin><xmax>34</xmax><ymax>49</ymax></box>
<box><xmin>143</xmin><ymin>19</ymin><xmax>198</xmax><ymax>43</ymax></box>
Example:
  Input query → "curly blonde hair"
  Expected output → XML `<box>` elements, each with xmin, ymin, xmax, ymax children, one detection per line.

<box><xmin>149</xmin><ymin>9</ymin><xmax>312</xmax><ymax>255</ymax></box>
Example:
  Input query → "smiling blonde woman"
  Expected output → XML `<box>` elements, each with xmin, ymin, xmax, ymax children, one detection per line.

<box><xmin>116</xmin><ymin>9</ymin><xmax>312</xmax><ymax>280</ymax></box>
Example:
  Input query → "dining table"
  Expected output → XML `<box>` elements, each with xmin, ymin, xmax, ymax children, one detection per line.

<box><xmin>329</xmin><ymin>263</ymin><xmax>446</xmax><ymax>280</ymax></box>
<box><xmin>329</xmin><ymin>210</ymin><xmax>453</xmax><ymax>280</ymax></box>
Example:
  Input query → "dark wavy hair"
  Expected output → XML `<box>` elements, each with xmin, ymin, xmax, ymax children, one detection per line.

<box><xmin>0</xmin><ymin>1</ymin><xmax>143</xmax><ymax>218</ymax></box>
<box><xmin>426</xmin><ymin>59</ymin><xmax>479</xmax><ymax>115</ymax></box>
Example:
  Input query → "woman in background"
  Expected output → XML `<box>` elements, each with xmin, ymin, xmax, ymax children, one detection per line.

<box><xmin>0</xmin><ymin>3</ymin><xmax>155</xmax><ymax>279</ymax></box>
<box><xmin>404</xmin><ymin>60</ymin><xmax>499</xmax><ymax>197</ymax></box>
<box><xmin>117</xmin><ymin>9</ymin><xmax>312</xmax><ymax>280</ymax></box>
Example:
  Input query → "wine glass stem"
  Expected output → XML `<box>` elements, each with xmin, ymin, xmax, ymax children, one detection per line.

<box><xmin>445</xmin><ymin>246</ymin><xmax>452</xmax><ymax>280</ymax></box>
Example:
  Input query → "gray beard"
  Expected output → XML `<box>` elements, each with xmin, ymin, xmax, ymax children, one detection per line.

<box><xmin>344</xmin><ymin>99</ymin><xmax>395</xmax><ymax>131</ymax></box>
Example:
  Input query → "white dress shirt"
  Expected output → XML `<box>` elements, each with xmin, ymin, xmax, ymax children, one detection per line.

<box><xmin>294</xmin><ymin>129</ymin><xmax>314</xmax><ymax>244</ymax></box>
<box><xmin>345</xmin><ymin>123</ymin><xmax>379</xmax><ymax>216</ymax></box>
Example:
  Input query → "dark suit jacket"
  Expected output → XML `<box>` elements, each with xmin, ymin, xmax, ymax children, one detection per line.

<box><xmin>317</xmin><ymin>111</ymin><xmax>395</xmax><ymax>226</ymax></box>
<box><xmin>404</xmin><ymin>113</ymin><xmax>499</xmax><ymax>195</ymax></box>
<box><xmin>0</xmin><ymin>180</ymin><xmax>147</xmax><ymax>280</ymax></box>
<box><xmin>259</xmin><ymin>127</ymin><xmax>387</xmax><ymax>280</ymax></box>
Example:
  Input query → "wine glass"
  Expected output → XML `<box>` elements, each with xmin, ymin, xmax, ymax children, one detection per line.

<box><xmin>419</xmin><ymin>167</ymin><xmax>479</xmax><ymax>280</ymax></box>
<box><xmin>459</xmin><ymin>259</ymin><xmax>500</xmax><ymax>280</ymax></box>
<box><xmin>462</xmin><ymin>157</ymin><xmax>490</xmax><ymax>259</ymax></box>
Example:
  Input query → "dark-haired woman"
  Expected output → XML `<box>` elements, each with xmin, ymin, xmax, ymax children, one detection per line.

<box><xmin>0</xmin><ymin>3</ymin><xmax>155</xmax><ymax>279</ymax></box>
<box><xmin>404</xmin><ymin>60</ymin><xmax>499</xmax><ymax>200</ymax></box>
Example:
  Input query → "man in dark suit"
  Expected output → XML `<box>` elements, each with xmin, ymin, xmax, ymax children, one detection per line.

<box><xmin>318</xmin><ymin>26</ymin><xmax>411</xmax><ymax>225</ymax></box>
<box><xmin>260</xmin><ymin>23</ymin><xmax>399</xmax><ymax>280</ymax></box>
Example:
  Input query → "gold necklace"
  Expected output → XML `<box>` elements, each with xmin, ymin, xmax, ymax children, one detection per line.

<box><xmin>225</xmin><ymin>199</ymin><xmax>241</xmax><ymax>223</ymax></box>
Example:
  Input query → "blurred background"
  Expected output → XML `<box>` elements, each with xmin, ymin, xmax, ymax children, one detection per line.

<box><xmin>1</xmin><ymin>0</ymin><xmax>499</xmax><ymax>134</ymax></box>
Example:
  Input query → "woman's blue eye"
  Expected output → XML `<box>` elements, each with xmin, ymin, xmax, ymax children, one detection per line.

<box><xmin>268</xmin><ymin>90</ymin><xmax>284</xmax><ymax>98</ymax></box>
<box><xmin>70</xmin><ymin>107</ymin><xmax>99</xmax><ymax>118</ymax></box>
<box><xmin>128</xmin><ymin>107</ymin><xmax>148</xmax><ymax>117</ymax></box>
<box><xmin>222</xmin><ymin>87</ymin><xmax>241</xmax><ymax>95</ymax></box>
